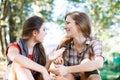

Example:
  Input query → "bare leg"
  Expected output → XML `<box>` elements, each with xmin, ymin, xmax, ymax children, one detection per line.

<box><xmin>53</xmin><ymin>74</ymin><xmax>75</xmax><ymax>80</ymax></box>
<box><xmin>8</xmin><ymin>64</ymin><xmax>17</xmax><ymax>80</ymax></box>
<box><xmin>8</xmin><ymin>62</ymin><xmax>34</xmax><ymax>80</ymax></box>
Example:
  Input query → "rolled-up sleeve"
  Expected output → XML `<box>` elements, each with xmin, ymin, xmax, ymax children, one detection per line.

<box><xmin>91</xmin><ymin>40</ymin><xmax>104</xmax><ymax>59</ymax></box>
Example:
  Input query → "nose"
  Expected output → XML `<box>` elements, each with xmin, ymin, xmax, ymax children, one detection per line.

<box><xmin>45</xmin><ymin>31</ymin><xmax>47</xmax><ymax>35</ymax></box>
<box><xmin>64</xmin><ymin>25</ymin><xmax>67</xmax><ymax>30</ymax></box>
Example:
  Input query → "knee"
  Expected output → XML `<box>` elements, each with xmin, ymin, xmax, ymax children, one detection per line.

<box><xmin>12</xmin><ymin>62</ymin><xmax>24</xmax><ymax>71</ymax></box>
<box><xmin>10</xmin><ymin>62</ymin><xmax>34</xmax><ymax>80</ymax></box>
<box><xmin>63</xmin><ymin>74</ymin><xmax>75</xmax><ymax>80</ymax></box>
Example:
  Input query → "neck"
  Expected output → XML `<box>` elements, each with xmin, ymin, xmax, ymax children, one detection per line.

<box><xmin>73</xmin><ymin>34</ymin><xmax>86</xmax><ymax>48</ymax></box>
<box><xmin>26</xmin><ymin>38</ymin><xmax>36</xmax><ymax>54</ymax></box>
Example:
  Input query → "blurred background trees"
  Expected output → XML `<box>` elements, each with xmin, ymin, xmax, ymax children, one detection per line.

<box><xmin>0</xmin><ymin>0</ymin><xmax>120</xmax><ymax>79</ymax></box>
<box><xmin>0</xmin><ymin>0</ymin><xmax>54</xmax><ymax>55</ymax></box>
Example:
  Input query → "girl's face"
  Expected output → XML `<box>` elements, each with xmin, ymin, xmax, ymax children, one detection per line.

<box><xmin>64</xmin><ymin>15</ymin><xmax>80</xmax><ymax>38</ymax></box>
<box><xmin>34</xmin><ymin>24</ymin><xmax>47</xmax><ymax>43</ymax></box>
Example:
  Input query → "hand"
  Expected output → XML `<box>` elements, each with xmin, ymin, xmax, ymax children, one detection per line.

<box><xmin>41</xmin><ymin>68</ymin><xmax>52</xmax><ymax>80</ymax></box>
<box><xmin>48</xmin><ymin>47</ymin><xmax>65</xmax><ymax>61</ymax></box>
<box><xmin>54</xmin><ymin>56</ymin><xmax>64</xmax><ymax>65</ymax></box>
<box><xmin>53</xmin><ymin>76</ymin><xmax>67</xmax><ymax>80</ymax></box>
<box><xmin>42</xmin><ymin>74</ymin><xmax>51</xmax><ymax>80</ymax></box>
<box><xmin>49</xmin><ymin>65</ymin><xmax>68</xmax><ymax>76</ymax></box>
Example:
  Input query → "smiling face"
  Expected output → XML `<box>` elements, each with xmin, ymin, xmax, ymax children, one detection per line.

<box><xmin>64</xmin><ymin>15</ymin><xmax>80</xmax><ymax>38</ymax></box>
<box><xmin>64</xmin><ymin>11</ymin><xmax>91</xmax><ymax>39</ymax></box>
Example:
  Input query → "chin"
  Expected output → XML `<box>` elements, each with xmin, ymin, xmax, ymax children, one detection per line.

<box><xmin>36</xmin><ymin>40</ymin><xmax>41</xmax><ymax>43</ymax></box>
<box><xmin>66</xmin><ymin>34</ymin><xmax>72</xmax><ymax>38</ymax></box>
<box><xmin>40</xmin><ymin>41</ymin><xmax>43</xmax><ymax>43</ymax></box>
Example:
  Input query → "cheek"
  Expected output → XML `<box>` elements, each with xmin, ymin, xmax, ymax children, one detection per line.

<box><xmin>42</xmin><ymin>31</ymin><xmax>46</xmax><ymax>37</ymax></box>
<box><xmin>39</xmin><ymin>32</ymin><xmax>46</xmax><ymax>39</ymax></box>
<box><xmin>36</xmin><ymin>33</ymin><xmax>42</xmax><ymax>39</ymax></box>
<box><xmin>70</xmin><ymin>26</ymin><xmax>79</xmax><ymax>35</ymax></box>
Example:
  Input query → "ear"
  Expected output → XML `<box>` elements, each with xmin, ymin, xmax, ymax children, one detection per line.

<box><xmin>32</xmin><ymin>30</ymin><xmax>38</xmax><ymax>36</ymax></box>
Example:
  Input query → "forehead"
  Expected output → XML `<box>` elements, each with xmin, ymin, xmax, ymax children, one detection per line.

<box><xmin>65</xmin><ymin>15</ymin><xmax>74</xmax><ymax>22</ymax></box>
<box><xmin>40</xmin><ymin>23</ymin><xmax>45</xmax><ymax>29</ymax></box>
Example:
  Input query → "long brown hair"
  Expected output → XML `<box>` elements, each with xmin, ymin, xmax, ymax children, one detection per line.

<box><xmin>22</xmin><ymin>16</ymin><xmax>46</xmax><ymax>66</ymax></box>
<box><xmin>65</xmin><ymin>11</ymin><xmax>91</xmax><ymax>38</ymax></box>
<box><xmin>58</xmin><ymin>11</ymin><xmax>92</xmax><ymax>54</ymax></box>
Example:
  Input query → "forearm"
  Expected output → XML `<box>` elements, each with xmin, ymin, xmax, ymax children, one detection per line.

<box><xmin>13</xmin><ymin>54</ymin><xmax>47</xmax><ymax>74</ymax></box>
<box><xmin>67</xmin><ymin>58</ymin><xmax>104</xmax><ymax>73</ymax></box>
<box><xmin>45</xmin><ymin>59</ymin><xmax>52</xmax><ymax>70</ymax></box>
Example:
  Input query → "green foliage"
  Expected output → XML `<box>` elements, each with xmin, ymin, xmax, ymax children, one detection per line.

<box><xmin>87</xmin><ymin>0</ymin><xmax>120</xmax><ymax>28</ymax></box>
<box><xmin>0</xmin><ymin>20</ymin><xmax>8</xmax><ymax>26</ymax></box>
<box><xmin>67</xmin><ymin>0</ymin><xmax>86</xmax><ymax>3</ymax></box>
<box><xmin>32</xmin><ymin>0</ymin><xmax>54</xmax><ymax>21</ymax></box>
<box><xmin>0</xmin><ymin>0</ymin><xmax>54</xmax><ymax>54</ymax></box>
<box><xmin>0</xmin><ymin>0</ymin><xmax>54</xmax><ymax>42</ymax></box>
<box><xmin>66</xmin><ymin>0</ymin><xmax>120</xmax><ymax>56</ymax></box>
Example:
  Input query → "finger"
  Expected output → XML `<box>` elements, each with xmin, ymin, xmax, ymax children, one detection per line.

<box><xmin>52</xmin><ymin>48</ymin><xmax>56</xmax><ymax>53</ymax></box>
<box><xmin>54</xmin><ymin>48</ymin><xmax>65</xmax><ymax>57</ymax></box>
<box><xmin>60</xmin><ymin>47</ymin><xmax>65</xmax><ymax>52</ymax></box>
<box><xmin>54</xmin><ymin>76</ymin><xmax>64</xmax><ymax>80</ymax></box>
<box><xmin>58</xmin><ymin>58</ymin><xmax>63</xmax><ymax>64</ymax></box>
<box><xmin>54</xmin><ymin>65</ymin><xmax>62</xmax><ymax>68</ymax></box>
<box><xmin>60</xmin><ymin>57</ymin><xmax>64</xmax><ymax>64</ymax></box>
<box><xmin>56</xmin><ymin>58</ymin><xmax>60</xmax><ymax>64</ymax></box>
<box><xmin>49</xmin><ymin>68</ymin><xmax>59</xmax><ymax>75</ymax></box>
<box><xmin>60</xmin><ymin>47</ymin><xmax>66</xmax><ymax>50</ymax></box>
<box><xmin>54</xmin><ymin>59</ymin><xmax>59</xmax><ymax>64</ymax></box>
<box><xmin>56</xmin><ymin>47</ymin><xmax>65</xmax><ymax>53</ymax></box>
<box><xmin>60</xmin><ymin>57</ymin><xmax>63</xmax><ymax>62</ymax></box>
<box><xmin>49</xmin><ymin>48</ymin><xmax>65</xmax><ymax>61</ymax></box>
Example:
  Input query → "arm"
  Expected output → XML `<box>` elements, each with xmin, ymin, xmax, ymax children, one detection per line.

<box><xmin>45</xmin><ymin>58</ymin><xmax>52</xmax><ymax>70</ymax></box>
<box><xmin>50</xmin><ymin>39</ymin><xmax>104</xmax><ymax>75</ymax></box>
<box><xmin>68</xmin><ymin>39</ymin><xmax>104</xmax><ymax>72</ymax></box>
<box><xmin>45</xmin><ymin>48</ymin><xmax>65</xmax><ymax>70</ymax></box>
<box><xmin>7</xmin><ymin>46</ymin><xmax>51</xmax><ymax>80</ymax></box>
<box><xmin>49</xmin><ymin>56</ymin><xmax>104</xmax><ymax>76</ymax></box>
<box><xmin>67</xmin><ymin>56</ymin><xmax>104</xmax><ymax>73</ymax></box>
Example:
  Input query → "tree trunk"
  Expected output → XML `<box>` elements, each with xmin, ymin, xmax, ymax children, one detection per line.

<box><xmin>9</xmin><ymin>17</ymin><xmax>17</xmax><ymax>43</ymax></box>
<box><xmin>0</xmin><ymin>27</ymin><xmax>5</xmax><ymax>54</ymax></box>
<box><xmin>3</xmin><ymin>26</ymin><xmax>8</xmax><ymax>50</ymax></box>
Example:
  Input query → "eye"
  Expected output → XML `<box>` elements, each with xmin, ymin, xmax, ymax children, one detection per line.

<box><xmin>43</xmin><ymin>28</ymin><xmax>46</xmax><ymax>31</ymax></box>
<box><xmin>65</xmin><ymin>21</ymin><xmax>70</xmax><ymax>25</ymax></box>
<box><xmin>67</xmin><ymin>22</ymin><xmax>70</xmax><ymax>24</ymax></box>
<box><xmin>43</xmin><ymin>27</ymin><xmax>48</xmax><ymax>32</ymax></box>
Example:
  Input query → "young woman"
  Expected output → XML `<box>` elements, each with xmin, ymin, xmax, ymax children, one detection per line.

<box><xmin>5</xmin><ymin>16</ymin><xmax>65</xmax><ymax>80</ymax></box>
<box><xmin>49</xmin><ymin>11</ymin><xmax>104</xmax><ymax>80</ymax></box>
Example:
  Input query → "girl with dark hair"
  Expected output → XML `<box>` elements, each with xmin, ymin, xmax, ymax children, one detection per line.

<box><xmin>49</xmin><ymin>11</ymin><xmax>104</xmax><ymax>80</ymax></box>
<box><xmin>5</xmin><ymin>16</ymin><xmax>65</xmax><ymax>80</ymax></box>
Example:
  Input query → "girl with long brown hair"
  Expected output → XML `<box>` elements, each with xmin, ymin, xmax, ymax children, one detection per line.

<box><xmin>5</xmin><ymin>16</ymin><xmax>65</xmax><ymax>80</ymax></box>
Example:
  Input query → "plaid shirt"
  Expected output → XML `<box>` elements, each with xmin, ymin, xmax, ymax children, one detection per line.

<box><xmin>63</xmin><ymin>38</ymin><xmax>103</xmax><ymax>66</ymax></box>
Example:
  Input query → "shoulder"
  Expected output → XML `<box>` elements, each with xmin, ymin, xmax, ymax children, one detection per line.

<box><xmin>9</xmin><ymin>43</ymin><xmax>20</xmax><ymax>50</ymax></box>
<box><xmin>90</xmin><ymin>38</ymin><xmax>102</xmax><ymax>47</ymax></box>
<box><xmin>89</xmin><ymin>38</ymin><xmax>103</xmax><ymax>55</ymax></box>
<box><xmin>86</xmin><ymin>38</ymin><xmax>102</xmax><ymax>46</ymax></box>
<box><xmin>6</xmin><ymin>43</ymin><xmax>20</xmax><ymax>56</ymax></box>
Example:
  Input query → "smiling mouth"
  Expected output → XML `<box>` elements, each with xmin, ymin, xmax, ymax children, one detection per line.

<box><xmin>65</xmin><ymin>29</ymin><xmax>70</xmax><ymax>32</ymax></box>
